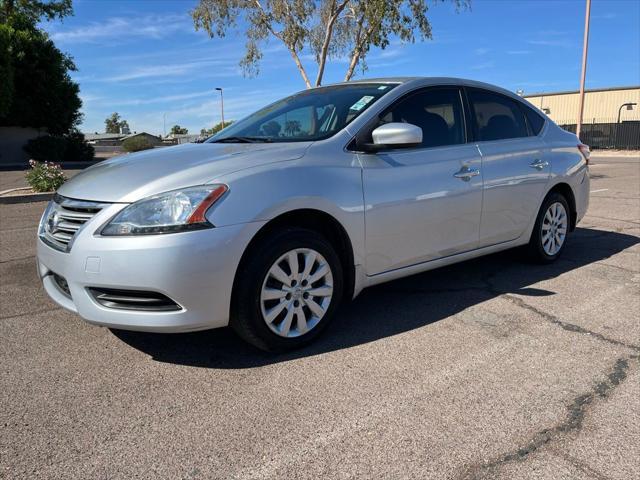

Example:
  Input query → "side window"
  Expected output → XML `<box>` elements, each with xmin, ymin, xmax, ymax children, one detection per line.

<box><xmin>468</xmin><ymin>89</ymin><xmax>528</xmax><ymax>141</ymax></box>
<box><xmin>522</xmin><ymin>103</ymin><xmax>546</xmax><ymax>135</ymax></box>
<box><xmin>380</xmin><ymin>88</ymin><xmax>465</xmax><ymax>148</ymax></box>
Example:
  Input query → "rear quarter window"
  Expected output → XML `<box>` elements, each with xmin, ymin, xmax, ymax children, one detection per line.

<box><xmin>522</xmin><ymin>104</ymin><xmax>546</xmax><ymax>135</ymax></box>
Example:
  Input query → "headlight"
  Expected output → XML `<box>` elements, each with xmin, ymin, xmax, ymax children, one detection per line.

<box><xmin>100</xmin><ymin>185</ymin><xmax>228</xmax><ymax>236</ymax></box>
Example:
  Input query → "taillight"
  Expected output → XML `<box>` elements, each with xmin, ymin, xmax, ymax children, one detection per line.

<box><xmin>578</xmin><ymin>143</ymin><xmax>590</xmax><ymax>165</ymax></box>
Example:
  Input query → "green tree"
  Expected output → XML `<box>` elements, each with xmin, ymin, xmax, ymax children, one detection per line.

<box><xmin>1</xmin><ymin>0</ymin><xmax>72</xmax><ymax>25</ymax></box>
<box><xmin>0</xmin><ymin>25</ymin><xmax>81</xmax><ymax>134</ymax></box>
<box><xmin>170</xmin><ymin>124</ymin><xmax>188</xmax><ymax>135</ymax></box>
<box><xmin>0</xmin><ymin>0</ymin><xmax>81</xmax><ymax>134</ymax></box>
<box><xmin>192</xmin><ymin>0</ymin><xmax>469</xmax><ymax>88</ymax></box>
<box><xmin>0</xmin><ymin>24</ymin><xmax>13</xmax><ymax>117</ymax></box>
<box><xmin>104</xmin><ymin>112</ymin><xmax>129</xmax><ymax>134</ymax></box>
<box><xmin>24</xmin><ymin>131</ymin><xmax>94</xmax><ymax>163</ymax></box>
<box><xmin>284</xmin><ymin>120</ymin><xmax>301</xmax><ymax>136</ymax></box>
<box><xmin>200</xmin><ymin>120</ymin><xmax>233</xmax><ymax>136</ymax></box>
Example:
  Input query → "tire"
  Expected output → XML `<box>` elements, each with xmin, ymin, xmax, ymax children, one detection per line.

<box><xmin>527</xmin><ymin>192</ymin><xmax>571</xmax><ymax>263</ymax></box>
<box><xmin>230</xmin><ymin>227</ymin><xmax>344</xmax><ymax>352</ymax></box>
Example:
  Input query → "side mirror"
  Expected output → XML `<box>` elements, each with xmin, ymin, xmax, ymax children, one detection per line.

<box><xmin>362</xmin><ymin>123</ymin><xmax>423</xmax><ymax>152</ymax></box>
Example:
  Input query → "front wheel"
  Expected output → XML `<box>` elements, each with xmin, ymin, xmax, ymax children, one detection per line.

<box><xmin>527</xmin><ymin>192</ymin><xmax>571</xmax><ymax>263</ymax></box>
<box><xmin>231</xmin><ymin>228</ymin><xmax>343</xmax><ymax>352</ymax></box>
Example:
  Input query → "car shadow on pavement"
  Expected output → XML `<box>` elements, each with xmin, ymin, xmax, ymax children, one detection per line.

<box><xmin>112</xmin><ymin>227</ymin><xmax>639</xmax><ymax>369</ymax></box>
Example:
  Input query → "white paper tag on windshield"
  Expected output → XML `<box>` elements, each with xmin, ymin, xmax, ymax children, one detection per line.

<box><xmin>350</xmin><ymin>95</ymin><xmax>375</xmax><ymax>111</ymax></box>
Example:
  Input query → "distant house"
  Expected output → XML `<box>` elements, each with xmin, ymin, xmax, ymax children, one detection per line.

<box><xmin>84</xmin><ymin>133</ymin><xmax>125</xmax><ymax>146</ymax></box>
<box><xmin>84</xmin><ymin>132</ymin><xmax>162</xmax><ymax>147</ymax></box>
<box><xmin>163</xmin><ymin>133</ymin><xmax>202</xmax><ymax>144</ymax></box>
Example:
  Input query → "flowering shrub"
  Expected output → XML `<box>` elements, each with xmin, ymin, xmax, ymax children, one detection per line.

<box><xmin>25</xmin><ymin>160</ymin><xmax>67</xmax><ymax>192</ymax></box>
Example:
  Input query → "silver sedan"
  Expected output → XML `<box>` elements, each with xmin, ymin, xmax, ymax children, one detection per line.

<box><xmin>37</xmin><ymin>77</ymin><xmax>590</xmax><ymax>351</ymax></box>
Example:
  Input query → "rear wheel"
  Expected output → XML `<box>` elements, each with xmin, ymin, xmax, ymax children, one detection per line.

<box><xmin>527</xmin><ymin>192</ymin><xmax>570</xmax><ymax>263</ymax></box>
<box><xmin>231</xmin><ymin>228</ymin><xmax>343</xmax><ymax>351</ymax></box>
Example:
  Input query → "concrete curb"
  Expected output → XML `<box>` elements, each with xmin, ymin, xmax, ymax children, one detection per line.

<box><xmin>590</xmin><ymin>150</ymin><xmax>640</xmax><ymax>158</ymax></box>
<box><xmin>0</xmin><ymin>188</ymin><xmax>53</xmax><ymax>204</ymax></box>
<box><xmin>0</xmin><ymin>160</ymin><xmax>102</xmax><ymax>171</ymax></box>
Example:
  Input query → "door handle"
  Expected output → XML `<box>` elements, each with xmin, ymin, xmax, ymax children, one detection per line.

<box><xmin>529</xmin><ymin>159</ymin><xmax>549</xmax><ymax>170</ymax></box>
<box><xmin>453</xmin><ymin>167</ymin><xmax>480</xmax><ymax>181</ymax></box>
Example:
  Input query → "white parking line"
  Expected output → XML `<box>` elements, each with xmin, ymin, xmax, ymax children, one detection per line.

<box><xmin>591</xmin><ymin>189</ymin><xmax>609</xmax><ymax>193</ymax></box>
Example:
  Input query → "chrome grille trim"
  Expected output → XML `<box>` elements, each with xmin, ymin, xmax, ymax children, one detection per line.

<box><xmin>39</xmin><ymin>194</ymin><xmax>110</xmax><ymax>252</ymax></box>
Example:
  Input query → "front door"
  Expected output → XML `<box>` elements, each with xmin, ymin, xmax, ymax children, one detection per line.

<box><xmin>361</xmin><ymin>87</ymin><xmax>483</xmax><ymax>275</ymax></box>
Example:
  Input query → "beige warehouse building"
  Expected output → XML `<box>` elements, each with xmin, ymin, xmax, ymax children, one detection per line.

<box><xmin>524</xmin><ymin>86</ymin><xmax>640</xmax><ymax>125</ymax></box>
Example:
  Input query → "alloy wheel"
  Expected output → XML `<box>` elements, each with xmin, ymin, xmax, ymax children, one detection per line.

<box><xmin>541</xmin><ymin>201</ymin><xmax>568</xmax><ymax>256</ymax></box>
<box><xmin>260</xmin><ymin>248</ymin><xmax>334</xmax><ymax>338</ymax></box>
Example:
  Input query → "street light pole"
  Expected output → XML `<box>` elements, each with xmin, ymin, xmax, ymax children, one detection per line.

<box><xmin>615</xmin><ymin>102</ymin><xmax>637</xmax><ymax>149</ymax></box>
<box><xmin>215</xmin><ymin>87</ymin><xmax>225</xmax><ymax>129</ymax></box>
<box><xmin>163</xmin><ymin>112</ymin><xmax>167</xmax><ymax>138</ymax></box>
<box><xmin>617</xmin><ymin>102</ymin><xmax>637</xmax><ymax>124</ymax></box>
<box><xmin>576</xmin><ymin>0</ymin><xmax>591</xmax><ymax>140</ymax></box>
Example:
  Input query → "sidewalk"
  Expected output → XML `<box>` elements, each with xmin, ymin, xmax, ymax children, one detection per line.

<box><xmin>590</xmin><ymin>149</ymin><xmax>639</xmax><ymax>158</ymax></box>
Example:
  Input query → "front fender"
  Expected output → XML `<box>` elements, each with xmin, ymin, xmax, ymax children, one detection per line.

<box><xmin>206</xmin><ymin>160</ymin><xmax>366</xmax><ymax>266</ymax></box>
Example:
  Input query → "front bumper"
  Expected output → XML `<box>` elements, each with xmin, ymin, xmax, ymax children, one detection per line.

<box><xmin>37</xmin><ymin>205</ymin><xmax>264</xmax><ymax>333</ymax></box>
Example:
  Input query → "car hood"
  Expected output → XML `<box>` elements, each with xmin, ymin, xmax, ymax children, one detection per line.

<box><xmin>57</xmin><ymin>142</ymin><xmax>311</xmax><ymax>203</ymax></box>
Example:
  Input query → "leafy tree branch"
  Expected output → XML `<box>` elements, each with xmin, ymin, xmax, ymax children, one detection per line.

<box><xmin>191</xmin><ymin>0</ymin><xmax>469</xmax><ymax>88</ymax></box>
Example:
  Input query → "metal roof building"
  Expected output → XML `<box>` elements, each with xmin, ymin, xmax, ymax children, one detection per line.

<box><xmin>524</xmin><ymin>86</ymin><xmax>640</xmax><ymax>125</ymax></box>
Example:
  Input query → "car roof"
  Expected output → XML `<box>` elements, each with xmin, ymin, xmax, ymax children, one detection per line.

<box><xmin>325</xmin><ymin>76</ymin><xmax>522</xmax><ymax>100</ymax></box>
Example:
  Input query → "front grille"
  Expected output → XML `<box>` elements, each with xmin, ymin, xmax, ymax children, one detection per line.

<box><xmin>87</xmin><ymin>288</ymin><xmax>182</xmax><ymax>312</ymax></box>
<box><xmin>40</xmin><ymin>194</ymin><xmax>109</xmax><ymax>252</ymax></box>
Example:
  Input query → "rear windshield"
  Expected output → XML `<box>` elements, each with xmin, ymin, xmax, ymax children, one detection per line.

<box><xmin>208</xmin><ymin>83</ymin><xmax>397</xmax><ymax>143</ymax></box>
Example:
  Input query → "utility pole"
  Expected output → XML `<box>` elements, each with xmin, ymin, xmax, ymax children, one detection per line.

<box><xmin>163</xmin><ymin>112</ymin><xmax>167</xmax><ymax>138</ymax></box>
<box><xmin>576</xmin><ymin>0</ymin><xmax>591</xmax><ymax>140</ymax></box>
<box><xmin>215</xmin><ymin>87</ymin><xmax>225</xmax><ymax>129</ymax></box>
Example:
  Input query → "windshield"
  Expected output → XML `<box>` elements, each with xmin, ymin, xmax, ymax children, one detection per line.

<box><xmin>207</xmin><ymin>83</ymin><xmax>397</xmax><ymax>143</ymax></box>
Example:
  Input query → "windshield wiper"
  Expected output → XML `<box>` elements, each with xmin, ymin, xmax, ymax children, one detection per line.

<box><xmin>212</xmin><ymin>136</ymin><xmax>273</xmax><ymax>143</ymax></box>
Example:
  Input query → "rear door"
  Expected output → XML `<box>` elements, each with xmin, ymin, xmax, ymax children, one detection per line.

<box><xmin>361</xmin><ymin>87</ymin><xmax>483</xmax><ymax>275</ymax></box>
<box><xmin>466</xmin><ymin>88</ymin><xmax>550</xmax><ymax>247</ymax></box>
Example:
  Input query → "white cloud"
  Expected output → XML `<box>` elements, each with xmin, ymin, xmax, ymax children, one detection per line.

<box><xmin>474</xmin><ymin>48</ymin><xmax>490</xmax><ymax>56</ymax></box>
<box><xmin>470</xmin><ymin>61</ymin><xmax>494</xmax><ymax>70</ymax></box>
<box><xmin>507</xmin><ymin>50</ymin><xmax>532</xmax><ymax>55</ymax></box>
<box><xmin>49</xmin><ymin>14</ymin><xmax>192</xmax><ymax>44</ymax></box>
<box><xmin>92</xmin><ymin>90</ymin><xmax>217</xmax><ymax>107</ymax></box>
<box><xmin>90</xmin><ymin>87</ymin><xmax>293</xmax><ymax>135</ymax></box>
<box><xmin>528</xmin><ymin>39</ymin><xmax>573</xmax><ymax>48</ymax></box>
<box><xmin>376</xmin><ymin>47</ymin><xmax>405</xmax><ymax>59</ymax></box>
<box><xmin>594</xmin><ymin>12</ymin><xmax>617</xmax><ymax>20</ymax></box>
<box><xmin>537</xmin><ymin>30</ymin><xmax>570</xmax><ymax>36</ymax></box>
<box><xmin>104</xmin><ymin>59</ymin><xmax>237</xmax><ymax>82</ymax></box>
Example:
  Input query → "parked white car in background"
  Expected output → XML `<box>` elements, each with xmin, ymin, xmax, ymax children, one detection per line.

<box><xmin>37</xmin><ymin>77</ymin><xmax>590</xmax><ymax>351</ymax></box>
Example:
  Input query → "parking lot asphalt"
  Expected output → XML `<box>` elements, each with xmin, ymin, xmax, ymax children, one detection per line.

<box><xmin>1</xmin><ymin>155</ymin><xmax>639</xmax><ymax>479</ymax></box>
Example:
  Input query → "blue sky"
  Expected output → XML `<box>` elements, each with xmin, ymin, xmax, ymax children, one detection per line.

<box><xmin>41</xmin><ymin>0</ymin><xmax>640</xmax><ymax>136</ymax></box>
